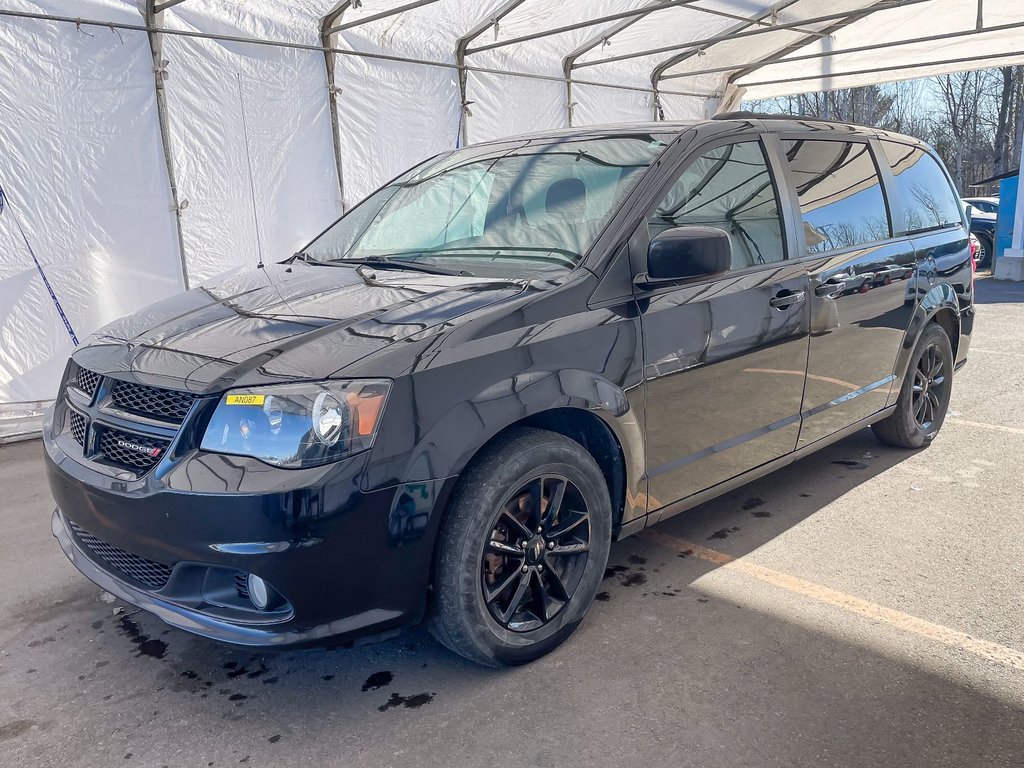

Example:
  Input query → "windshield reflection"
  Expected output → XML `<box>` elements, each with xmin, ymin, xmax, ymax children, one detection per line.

<box><xmin>302</xmin><ymin>135</ymin><xmax>673</xmax><ymax>277</ymax></box>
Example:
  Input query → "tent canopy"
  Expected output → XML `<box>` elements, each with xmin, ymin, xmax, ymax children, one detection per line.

<box><xmin>1</xmin><ymin>0</ymin><xmax>1022</xmax><ymax>436</ymax></box>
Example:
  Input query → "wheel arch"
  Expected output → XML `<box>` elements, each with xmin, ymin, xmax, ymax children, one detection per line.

<box><xmin>891</xmin><ymin>283</ymin><xmax>960</xmax><ymax>402</ymax></box>
<box><xmin>420</xmin><ymin>401</ymin><xmax>640</xmax><ymax>618</ymax></box>
<box><xmin>402</xmin><ymin>368</ymin><xmax>646</xmax><ymax>534</ymax></box>
<box><xmin>478</xmin><ymin>407</ymin><xmax>628</xmax><ymax>532</ymax></box>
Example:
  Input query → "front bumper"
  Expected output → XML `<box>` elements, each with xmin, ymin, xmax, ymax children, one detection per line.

<box><xmin>52</xmin><ymin>508</ymin><xmax>401</xmax><ymax>646</ymax></box>
<box><xmin>45</xmin><ymin>425</ymin><xmax>452</xmax><ymax>648</ymax></box>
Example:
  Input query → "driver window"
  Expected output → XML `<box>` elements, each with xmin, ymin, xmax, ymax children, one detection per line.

<box><xmin>648</xmin><ymin>140</ymin><xmax>786</xmax><ymax>269</ymax></box>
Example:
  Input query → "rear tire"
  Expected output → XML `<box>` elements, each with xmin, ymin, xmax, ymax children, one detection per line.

<box><xmin>872</xmin><ymin>323</ymin><xmax>953</xmax><ymax>449</ymax></box>
<box><xmin>428</xmin><ymin>427</ymin><xmax>612</xmax><ymax>667</ymax></box>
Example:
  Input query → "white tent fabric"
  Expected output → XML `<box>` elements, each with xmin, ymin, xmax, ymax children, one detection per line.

<box><xmin>1</xmin><ymin>0</ymin><xmax>1022</xmax><ymax>438</ymax></box>
<box><xmin>160</xmin><ymin>3</ymin><xmax>343</xmax><ymax>283</ymax></box>
<box><xmin>0</xmin><ymin>0</ymin><xmax>184</xmax><ymax>428</ymax></box>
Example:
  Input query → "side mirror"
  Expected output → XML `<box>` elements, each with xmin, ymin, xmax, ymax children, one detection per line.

<box><xmin>636</xmin><ymin>226</ymin><xmax>731</xmax><ymax>288</ymax></box>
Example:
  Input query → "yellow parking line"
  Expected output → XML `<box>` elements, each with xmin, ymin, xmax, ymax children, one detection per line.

<box><xmin>948</xmin><ymin>418</ymin><xmax>1024</xmax><ymax>436</ymax></box>
<box><xmin>644</xmin><ymin>530</ymin><xmax>1024</xmax><ymax>674</ymax></box>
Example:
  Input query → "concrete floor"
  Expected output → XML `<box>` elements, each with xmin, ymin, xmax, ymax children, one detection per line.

<box><xmin>2</xmin><ymin>276</ymin><xmax>1023</xmax><ymax>768</ymax></box>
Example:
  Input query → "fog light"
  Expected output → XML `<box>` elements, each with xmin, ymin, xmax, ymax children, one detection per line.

<box><xmin>247</xmin><ymin>574</ymin><xmax>270</xmax><ymax>610</ymax></box>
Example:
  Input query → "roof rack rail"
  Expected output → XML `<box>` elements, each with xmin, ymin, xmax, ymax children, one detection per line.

<box><xmin>712</xmin><ymin>110</ymin><xmax>802</xmax><ymax>120</ymax></box>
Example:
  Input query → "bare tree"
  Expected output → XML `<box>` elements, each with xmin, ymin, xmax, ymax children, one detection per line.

<box><xmin>933</xmin><ymin>71</ymin><xmax>983</xmax><ymax>190</ymax></box>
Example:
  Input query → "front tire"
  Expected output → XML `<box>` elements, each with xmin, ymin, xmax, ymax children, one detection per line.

<box><xmin>872</xmin><ymin>323</ymin><xmax>953</xmax><ymax>449</ymax></box>
<box><xmin>975</xmin><ymin>233</ymin><xmax>993</xmax><ymax>268</ymax></box>
<box><xmin>429</xmin><ymin>427</ymin><xmax>612</xmax><ymax>667</ymax></box>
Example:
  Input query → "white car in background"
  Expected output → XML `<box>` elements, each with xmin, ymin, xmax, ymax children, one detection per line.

<box><xmin>963</xmin><ymin>196</ymin><xmax>999</xmax><ymax>215</ymax></box>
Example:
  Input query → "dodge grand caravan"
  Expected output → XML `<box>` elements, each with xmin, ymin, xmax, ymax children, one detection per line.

<box><xmin>45</xmin><ymin>117</ymin><xmax>974</xmax><ymax>666</ymax></box>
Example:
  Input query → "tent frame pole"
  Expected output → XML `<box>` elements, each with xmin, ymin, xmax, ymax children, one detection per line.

<box><xmin>648</xmin><ymin>0</ymin><xmax>803</xmax><ymax>118</ymax></box>
<box><xmin>152</xmin><ymin>0</ymin><xmax>189</xmax><ymax>13</ymax></box>
<box><xmin>465</xmin><ymin>0</ymin><xmax>826</xmax><ymax>57</ymax></box>
<box><xmin>659</xmin><ymin>20</ymin><xmax>1024</xmax><ymax>81</ymax></box>
<box><xmin>562</xmin><ymin>2</ymin><xmax>663</xmax><ymax>125</ymax></box>
<box><xmin>455</xmin><ymin>0</ymin><xmax>529</xmax><ymax>147</ymax></box>
<box><xmin>466</xmin><ymin>0</ymin><xmax>706</xmax><ymax>56</ymax></box>
<box><xmin>0</xmin><ymin>9</ymin><xmax>713</xmax><ymax>100</ymax></box>
<box><xmin>736</xmin><ymin>47</ymin><xmax>1024</xmax><ymax>90</ymax></box>
<box><xmin>325</xmin><ymin>0</ymin><xmax>442</xmax><ymax>35</ymax></box>
<box><xmin>144</xmin><ymin>0</ymin><xmax>190</xmax><ymax>290</ymax></box>
<box><xmin>651</xmin><ymin>0</ymin><xmax>802</xmax><ymax>86</ymax></box>
<box><xmin>576</xmin><ymin>0</ymin><xmax>931</xmax><ymax>70</ymax></box>
<box><xmin>321</xmin><ymin>2</ymin><xmax>351</xmax><ymax>211</ymax></box>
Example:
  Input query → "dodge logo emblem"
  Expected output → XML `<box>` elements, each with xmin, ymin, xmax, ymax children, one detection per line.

<box><xmin>116</xmin><ymin>438</ymin><xmax>162</xmax><ymax>458</ymax></box>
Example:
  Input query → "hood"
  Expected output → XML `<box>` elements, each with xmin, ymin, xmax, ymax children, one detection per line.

<box><xmin>73</xmin><ymin>262</ymin><xmax>527</xmax><ymax>393</ymax></box>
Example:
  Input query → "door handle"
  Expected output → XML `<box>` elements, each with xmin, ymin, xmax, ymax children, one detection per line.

<box><xmin>814</xmin><ymin>278</ymin><xmax>846</xmax><ymax>299</ymax></box>
<box><xmin>769</xmin><ymin>290</ymin><xmax>806</xmax><ymax>309</ymax></box>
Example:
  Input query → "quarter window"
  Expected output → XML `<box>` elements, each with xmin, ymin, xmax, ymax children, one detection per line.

<box><xmin>649</xmin><ymin>140</ymin><xmax>786</xmax><ymax>270</ymax></box>
<box><xmin>881</xmin><ymin>142</ymin><xmax>963</xmax><ymax>234</ymax></box>
<box><xmin>782</xmin><ymin>140</ymin><xmax>890</xmax><ymax>253</ymax></box>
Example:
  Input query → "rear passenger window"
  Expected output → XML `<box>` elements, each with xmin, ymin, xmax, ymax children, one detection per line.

<box><xmin>881</xmin><ymin>142</ymin><xmax>963</xmax><ymax>234</ymax></box>
<box><xmin>783</xmin><ymin>140</ymin><xmax>890</xmax><ymax>253</ymax></box>
<box><xmin>649</xmin><ymin>140</ymin><xmax>786</xmax><ymax>270</ymax></box>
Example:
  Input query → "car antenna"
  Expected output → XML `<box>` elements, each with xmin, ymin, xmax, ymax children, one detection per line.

<box><xmin>236</xmin><ymin>73</ymin><xmax>265</xmax><ymax>271</ymax></box>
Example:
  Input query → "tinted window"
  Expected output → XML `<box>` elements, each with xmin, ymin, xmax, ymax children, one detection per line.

<box><xmin>649</xmin><ymin>140</ymin><xmax>785</xmax><ymax>269</ymax></box>
<box><xmin>882</xmin><ymin>142</ymin><xmax>963</xmax><ymax>234</ymax></box>
<box><xmin>783</xmin><ymin>140</ymin><xmax>890</xmax><ymax>253</ymax></box>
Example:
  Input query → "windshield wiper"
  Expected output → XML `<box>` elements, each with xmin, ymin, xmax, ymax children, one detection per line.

<box><xmin>383</xmin><ymin>247</ymin><xmax>579</xmax><ymax>269</ymax></box>
<box><xmin>303</xmin><ymin>255</ymin><xmax>474</xmax><ymax>277</ymax></box>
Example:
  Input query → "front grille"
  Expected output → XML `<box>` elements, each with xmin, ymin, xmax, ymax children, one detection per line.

<box><xmin>69</xmin><ymin>410</ymin><xmax>86</xmax><ymax>446</ymax></box>
<box><xmin>110</xmin><ymin>379</ymin><xmax>197</xmax><ymax>424</ymax></box>
<box><xmin>76</xmin><ymin>366</ymin><xmax>100</xmax><ymax>397</ymax></box>
<box><xmin>97</xmin><ymin>427</ymin><xmax>170</xmax><ymax>473</ymax></box>
<box><xmin>68</xmin><ymin>520</ymin><xmax>173</xmax><ymax>590</ymax></box>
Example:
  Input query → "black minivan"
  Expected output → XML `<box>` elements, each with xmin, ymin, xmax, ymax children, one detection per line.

<box><xmin>45</xmin><ymin>116</ymin><xmax>973</xmax><ymax>666</ymax></box>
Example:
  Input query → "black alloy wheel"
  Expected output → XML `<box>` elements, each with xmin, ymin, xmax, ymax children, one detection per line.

<box><xmin>872</xmin><ymin>323</ymin><xmax>954</xmax><ymax>449</ymax></box>
<box><xmin>482</xmin><ymin>475</ymin><xmax>591</xmax><ymax>632</ymax></box>
<box><xmin>911</xmin><ymin>342</ymin><xmax>947</xmax><ymax>431</ymax></box>
<box><xmin>429</xmin><ymin>426</ymin><xmax>611</xmax><ymax>667</ymax></box>
<box><xmin>977</xmin><ymin>235</ymin><xmax>993</xmax><ymax>268</ymax></box>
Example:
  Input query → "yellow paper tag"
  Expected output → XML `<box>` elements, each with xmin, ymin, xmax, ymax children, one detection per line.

<box><xmin>225</xmin><ymin>394</ymin><xmax>265</xmax><ymax>406</ymax></box>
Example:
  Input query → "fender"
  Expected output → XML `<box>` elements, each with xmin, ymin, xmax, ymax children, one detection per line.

<box><xmin>399</xmin><ymin>368</ymin><xmax>646</xmax><ymax>526</ymax></box>
<box><xmin>888</xmin><ymin>281</ymin><xmax>961</xmax><ymax>407</ymax></box>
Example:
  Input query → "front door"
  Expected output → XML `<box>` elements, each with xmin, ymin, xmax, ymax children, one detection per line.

<box><xmin>777</xmin><ymin>137</ymin><xmax>918</xmax><ymax>447</ymax></box>
<box><xmin>636</xmin><ymin>138</ymin><xmax>810</xmax><ymax>513</ymax></box>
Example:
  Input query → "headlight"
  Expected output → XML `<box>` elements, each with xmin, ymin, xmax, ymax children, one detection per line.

<box><xmin>200</xmin><ymin>380</ymin><xmax>390</xmax><ymax>468</ymax></box>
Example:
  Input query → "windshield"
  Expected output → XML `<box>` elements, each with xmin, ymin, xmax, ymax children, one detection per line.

<box><xmin>302</xmin><ymin>134</ymin><xmax>672</xmax><ymax>277</ymax></box>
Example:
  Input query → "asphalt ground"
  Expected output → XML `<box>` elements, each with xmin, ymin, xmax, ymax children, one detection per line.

<box><xmin>1</xmin><ymin>275</ymin><xmax>1022</xmax><ymax>768</ymax></box>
